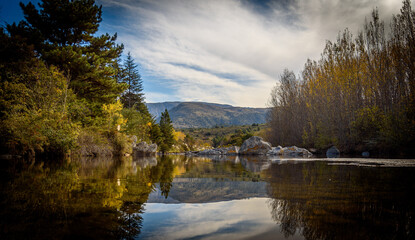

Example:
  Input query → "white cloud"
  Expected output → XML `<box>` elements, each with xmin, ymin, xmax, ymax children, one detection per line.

<box><xmin>144</xmin><ymin>91</ymin><xmax>177</xmax><ymax>103</ymax></box>
<box><xmin>98</xmin><ymin>0</ymin><xmax>404</xmax><ymax>107</ymax></box>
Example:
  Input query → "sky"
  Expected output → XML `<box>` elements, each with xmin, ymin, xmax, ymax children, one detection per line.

<box><xmin>0</xmin><ymin>0</ymin><xmax>406</xmax><ymax>107</ymax></box>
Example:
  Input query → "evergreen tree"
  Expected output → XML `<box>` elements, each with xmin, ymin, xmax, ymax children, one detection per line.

<box><xmin>120</xmin><ymin>52</ymin><xmax>145</xmax><ymax>109</ymax></box>
<box><xmin>7</xmin><ymin>0</ymin><xmax>127</xmax><ymax>114</ymax></box>
<box><xmin>150</xmin><ymin>123</ymin><xmax>163</xmax><ymax>147</ymax></box>
<box><xmin>159</xmin><ymin>109</ymin><xmax>174</xmax><ymax>153</ymax></box>
<box><xmin>119</xmin><ymin>52</ymin><xmax>152</xmax><ymax>132</ymax></box>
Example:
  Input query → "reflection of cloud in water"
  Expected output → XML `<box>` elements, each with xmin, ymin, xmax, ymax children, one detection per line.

<box><xmin>140</xmin><ymin>198</ymin><xmax>295</xmax><ymax>240</ymax></box>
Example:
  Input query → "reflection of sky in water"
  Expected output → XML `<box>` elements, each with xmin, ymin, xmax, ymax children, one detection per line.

<box><xmin>138</xmin><ymin>198</ymin><xmax>302</xmax><ymax>240</ymax></box>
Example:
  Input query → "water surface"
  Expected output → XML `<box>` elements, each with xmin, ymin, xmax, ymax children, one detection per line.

<box><xmin>1</xmin><ymin>155</ymin><xmax>414</xmax><ymax>239</ymax></box>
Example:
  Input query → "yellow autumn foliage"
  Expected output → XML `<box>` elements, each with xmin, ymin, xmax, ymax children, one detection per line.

<box><xmin>102</xmin><ymin>100</ymin><xmax>127</xmax><ymax>131</ymax></box>
<box><xmin>174</xmin><ymin>131</ymin><xmax>186</xmax><ymax>141</ymax></box>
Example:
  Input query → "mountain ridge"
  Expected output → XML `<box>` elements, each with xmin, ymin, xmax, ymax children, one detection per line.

<box><xmin>146</xmin><ymin>101</ymin><xmax>269</xmax><ymax>129</ymax></box>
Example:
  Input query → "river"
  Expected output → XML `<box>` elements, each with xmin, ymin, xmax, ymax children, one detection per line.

<box><xmin>1</xmin><ymin>155</ymin><xmax>414</xmax><ymax>239</ymax></box>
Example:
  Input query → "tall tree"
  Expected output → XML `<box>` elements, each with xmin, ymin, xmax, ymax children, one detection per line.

<box><xmin>159</xmin><ymin>109</ymin><xmax>174</xmax><ymax>153</ymax></box>
<box><xmin>150</xmin><ymin>123</ymin><xmax>163</xmax><ymax>147</ymax></box>
<box><xmin>268</xmin><ymin>69</ymin><xmax>305</xmax><ymax>146</ymax></box>
<box><xmin>120</xmin><ymin>52</ymin><xmax>145</xmax><ymax>109</ymax></box>
<box><xmin>7</xmin><ymin>0</ymin><xmax>127</xmax><ymax>114</ymax></box>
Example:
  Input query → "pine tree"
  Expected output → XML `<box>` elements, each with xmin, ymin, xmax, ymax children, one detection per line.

<box><xmin>119</xmin><ymin>52</ymin><xmax>153</xmax><ymax>129</ymax></box>
<box><xmin>150</xmin><ymin>123</ymin><xmax>163</xmax><ymax>147</ymax></box>
<box><xmin>7</xmin><ymin>0</ymin><xmax>127</xmax><ymax>111</ymax></box>
<box><xmin>159</xmin><ymin>109</ymin><xmax>174</xmax><ymax>153</ymax></box>
<box><xmin>120</xmin><ymin>52</ymin><xmax>145</xmax><ymax>109</ymax></box>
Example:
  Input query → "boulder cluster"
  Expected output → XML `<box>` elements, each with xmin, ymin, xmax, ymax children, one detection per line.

<box><xmin>131</xmin><ymin>136</ymin><xmax>313</xmax><ymax>158</ymax></box>
<box><xmin>190</xmin><ymin>136</ymin><xmax>312</xmax><ymax>157</ymax></box>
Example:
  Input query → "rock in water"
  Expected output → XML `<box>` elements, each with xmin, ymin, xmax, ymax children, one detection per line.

<box><xmin>267</xmin><ymin>146</ymin><xmax>283</xmax><ymax>155</ymax></box>
<box><xmin>218</xmin><ymin>146</ymin><xmax>239</xmax><ymax>155</ymax></box>
<box><xmin>197</xmin><ymin>149</ymin><xmax>222</xmax><ymax>155</ymax></box>
<box><xmin>239</xmin><ymin>136</ymin><xmax>272</xmax><ymax>155</ymax></box>
<box><xmin>197</xmin><ymin>146</ymin><xmax>240</xmax><ymax>155</ymax></box>
<box><xmin>362</xmin><ymin>151</ymin><xmax>370</xmax><ymax>157</ymax></box>
<box><xmin>326</xmin><ymin>146</ymin><xmax>340</xmax><ymax>158</ymax></box>
<box><xmin>280</xmin><ymin>146</ymin><xmax>313</xmax><ymax>157</ymax></box>
<box><xmin>134</xmin><ymin>142</ymin><xmax>158</xmax><ymax>156</ymax></box>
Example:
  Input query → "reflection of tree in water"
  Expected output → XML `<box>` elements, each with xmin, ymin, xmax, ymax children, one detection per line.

<box><xmin>116</xmin><ymin>202</ymin><xmax>145</xmax><ymax>240</ymax></box>
<box><xmin>177</xmin><ymin>155</ymin><xmax>262</xmax><ymax>181</ymax></box>
<box><xmin>116</xmin><ymin>155</ymin><xmax>175</xmax><ymax>238</ymax></box>
<box><xmin>265</xmin><ymin>162</ymin><xmax>415</xmax><ymax>240</ymax></box>
<box><xmin>158</xmin><ymin>156</ymin><xmax>174</xmax><ymax>198</ymax></box>
<box><xmin>0</xmin><ymin>155</ymin><xmax>176</xmax><ymax>239</ymax></box>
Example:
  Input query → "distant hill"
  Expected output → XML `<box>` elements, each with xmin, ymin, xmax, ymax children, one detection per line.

<box><xmin>146</xmin><ymin>101</ymin><xmax>182</xmax><ymax>119</ymax></box>
<box><xmin>146</xmin><ymin>102</ymin><xmax>269</xmax><ymax>129</ymax></box>
<box><xmin>147</xmin><ymin>178</ymin><xmax>267</xmax><ymax>203</ymax></box>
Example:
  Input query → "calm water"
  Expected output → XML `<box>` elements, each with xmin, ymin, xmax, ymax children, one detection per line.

<box><xmin>1</xmin><ymin>155</ymin><xmax>415</xmax><ymax>239</ymax></box>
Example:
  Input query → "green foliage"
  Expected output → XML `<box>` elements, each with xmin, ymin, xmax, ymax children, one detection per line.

<box><xmin>117</xmin><ymin>51</ymin><xmax>152</xmax><ymax>143</ymax></box>
<box><xmin>181</xmin><ymin>124</ymin><xmax>266</xmax><ymax>149</ymax></box>
<box><xmin>0</xmin><ymin>59</ymin><xmax>79</xmax><ymax>156</ymax></box>
<box><xmin>9</xmin><ymin>0</ymin><xmax>128</xmax><ymax>115</ymax></box>
<box><xmin>4</xmin><ymin>109</ymin><xmax>79</xmax><ymax>156</ymax></box>
<box><xmin>159</xmin><ymin>109</ymin><xmax>174</xmax><ymax>153</ymax></box>
<box><xmin>351</xmin><ymin>107</ymin><xmax>384</xmax><ymax>143</ymax></box>
<box><xmin>184</xmin><ymin>134</ymin><xmax>196</xmax><ymax>151</ymax></box>
<box><xmin>109</xmin><ymin>131</ymin><xmax>133</xmax><ymax>156</ymax></box>
<box><xmin>170</xmin><ymin>131</ymin><xmax>211</xmax><ymax>152</ymax></box>
<box><xmin>76</xmin><ymin>127</ymin><xmax>114</xmax><ymax>156</ymax></box>
<box><xmin>102</xmin><ymin>100</ymin><xmax>127</xmax><ymax>132</ymax></box>
<box><xmin>0</xmin><ymin>0</ymin><xmax>155</xmax><ymax>157</ymax></box>
<box><xmin>314</xmin><ymin>122</ymin><xmax>338</xmax><ymax>150</ymax></box>
<box><xmin>120</xmin><ymin>52</ymin><xmax>145</xmax><ymax>109</ymax></box>
<box><xmin>212</xmin><ymin>135</ymin><xmax>226</xmax><ymax>148</ymax></box>
<box><xmin>18</xmin><ymin>0</ymin><xmax>102</xmax><ymax>45</ymax></box>
<box><xmin>227</xmin><ymin>130</ymin><xmax>253</xmax><ymax>146</ymax></box>
<box><xmin>150</xmin><ymin>123</ymin><xmax>163</xmax><ymax>147</ymax></box>
<box><xmin>122</xmin><ymin>108</ymin><xmax>151</xmax><ymax>142</ymax></box>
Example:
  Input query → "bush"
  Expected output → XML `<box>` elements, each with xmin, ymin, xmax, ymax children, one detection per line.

<box><xmin>1</xmin><ymin>61</ymin><xmax>79</xmax><ymax>156</ymax></box>
<box><xmin>350</xmin><ymin>107</ymin><xmax>384</xmax><ymax>149</ymax></box>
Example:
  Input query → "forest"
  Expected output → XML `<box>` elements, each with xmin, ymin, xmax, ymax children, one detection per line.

<box><xmin>0</xmin><ymin>0</ymin><xmax>175</xmax><ymax>158</ymax></box>
<box><xmin>268</xmin><ymin>0</ymin><xmax>415</xmax><ymax>156</ymax></box>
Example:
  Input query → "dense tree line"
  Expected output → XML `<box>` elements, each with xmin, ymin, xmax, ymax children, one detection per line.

<box><xmin>0</xmin><ymin>0</ymin><xmax>173</xmax><ymax>157</ymax></box>
<box><xmin>268</xmin><ymin>0</ymin><xmax>415</xmax><ymax>155</ymax></box>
